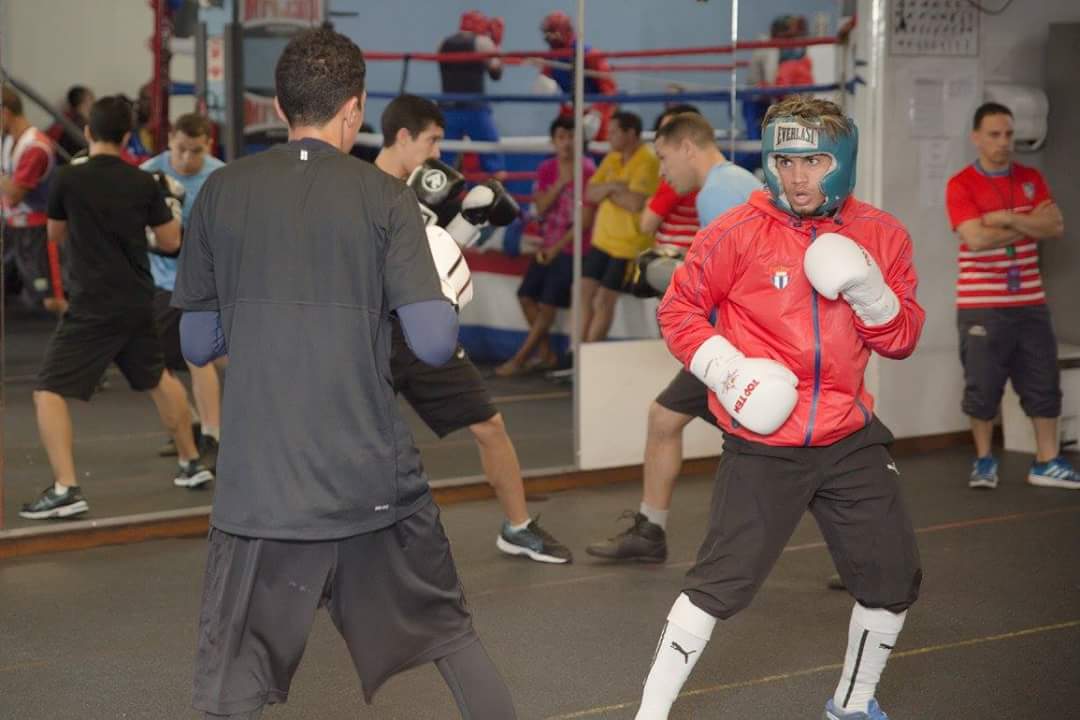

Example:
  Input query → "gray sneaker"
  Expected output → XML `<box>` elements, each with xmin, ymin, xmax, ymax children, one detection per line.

<box><xmin>586</xmin><ymin>511</ymin><xmax>667</xmax><ymax>563</ymax></box>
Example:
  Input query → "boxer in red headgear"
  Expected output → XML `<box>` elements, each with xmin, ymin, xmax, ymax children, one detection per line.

<box><xmin>537</xmin><ymin>10</ymin><xmax>618</xmax><ymax>141</ymax></box>
<box><xmin>437</xmin><ymin>9</ymin><xmax>507</xmax><ymax>174</ymax></box>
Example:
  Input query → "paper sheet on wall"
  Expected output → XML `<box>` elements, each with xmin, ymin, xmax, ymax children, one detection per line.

<box><xmin>919</xmin><ymin>140</ymin><xmax>950</xmax><ymax>209</ymax></box>
<box><xmin>910</xmin><ymin>78</ymin><xmax>945</xmax><ymax>138</ymax></box>
<box><xmin>945</xmin><ymin>77</ymin><xmax>978</xmax><ymax>135</ymax></box>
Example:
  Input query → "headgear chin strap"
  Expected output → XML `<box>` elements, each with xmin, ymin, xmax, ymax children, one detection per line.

<box><xmin>761</xmin><ymin>115</ymin><xmax>858</xmax><ymax>216</ymax></box>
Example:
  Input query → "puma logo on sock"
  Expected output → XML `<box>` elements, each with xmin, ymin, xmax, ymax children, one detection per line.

<box><xmin>670</xmin><ymin>641</ymin><xmax>696</xmax><ymax>664</ymax></box>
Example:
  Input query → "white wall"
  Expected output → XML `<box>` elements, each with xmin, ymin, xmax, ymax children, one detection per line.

<box><xmin>857</xmin><ymin>0</ymin><xmax>1080</xmax><ymax>439</ymax></box>
<box><xmin>0</xmin><ymin>0</ymin><xmax>194</xmax><ymax>133</ymax></box>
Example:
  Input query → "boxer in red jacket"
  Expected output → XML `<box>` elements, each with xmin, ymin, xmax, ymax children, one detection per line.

<box><xmin>634</xmin><ymin>96</ymin><xmax>924</xmax><ymax>720</ymax></box>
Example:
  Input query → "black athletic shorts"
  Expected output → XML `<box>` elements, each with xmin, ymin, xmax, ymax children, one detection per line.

<box><xmin>684</xmin><ymin>417</ymin><xmax>922</xmax><ymax>619</ymax></box>
<box><xmin>391</xmin><ymin>320</ymin><xmax>497</xmax><ymax>438</ymax></box>
<box><xmin>582</xmin><ymin>246</ymin><xmax>634</xmax><ymax>292</ymax></box>
<box><xmin>655</xmin><ymin>369</ymin><xmax>719</xmax><ymax>427</ymax></box>
<box><xmin>153</xmin><ymin>288</ymin><xmax>187</xmax><ymax>371</ymax></box>
<box><xmin>518</xmin><ymin>253</ymin><xmax>573</xmax><ymax>309</ymax></box>
<box><xmin>958</xmin><ymin>305</ymin><xmax>1061</xmax><ymax>420</ymax></box>
<box><xmin>192</xmin><ymin>500</ymin><xmax>477</xmax><ymax>715</ymax></box>
<box><xmin>36</xmin><ymin>306</ymin><xmax>165</xmax><ymax>401</ymax></box>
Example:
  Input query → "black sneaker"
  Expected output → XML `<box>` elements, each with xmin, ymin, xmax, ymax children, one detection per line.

<box><xmin>496</xmin><ymin>517</ymin><xmax>573</xmax><ymax>564</ymax></box>
<box><xmin>198</xmin><ymin>436</ymin><xmax>219</xmax><ymax>471</ymax></box>
<box><xmin>19</xmin><ymin>485</ymin><xmax>89</xmax><ymax>520</ymax></box>
<box><xmin>159</xmin><ymin>423</ymin><xmax>202</xmax><ymax>457</ymax></box>
<box><xmin>174</xmin><ymin>460</ymin><xmax>214</xmax><ymax>489</ymax></box>
<box><xmin>158</xmin><ymin>438</ymin><xmax>178</xmax><ymax>457</ymax></box>
<box><xmin>586</xmin><ymin>511</ymin><xmax>667</xmax><ymax>563</ymax></box>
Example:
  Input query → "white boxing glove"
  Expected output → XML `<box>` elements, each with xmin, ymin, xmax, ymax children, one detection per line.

<box><xmin>803</xmin><ymin>232</ymin><xmax>899</xmax><ymax>327</ymax></box>
<box><xmin>689</xmin><ymin>335</ymin><xmax>798</xmax><ymax>436</ymax></box>
<box><xmin>531</xmin><ymin>74</ymin><xmax>561</xmax><ymax>95</ymax></box>
<box><xmin>427</xmin><ymin>226</ymin><xmax>473</xmax><ymax>309</ymax></box>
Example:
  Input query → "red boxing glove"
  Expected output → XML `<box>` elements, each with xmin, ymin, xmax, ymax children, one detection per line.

<box><xmin>487</xmin><ymin>16</ymin><xmax>505</xmax><ymax>46</ymax></box>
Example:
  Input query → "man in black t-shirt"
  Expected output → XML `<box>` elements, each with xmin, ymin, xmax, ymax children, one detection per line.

<box><xmin>19</xmin><ymin>96</ymin><xmax>214</xmax><ymax>521</ymax></box>
<box><xmin>172</xmin><ymin>29</ymin><xmax>516</xmax><ymax>719</ymax></box>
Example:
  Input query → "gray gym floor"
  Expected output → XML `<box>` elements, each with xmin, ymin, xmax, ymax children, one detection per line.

<box><xmin>1</xmin><ymin>310</ymin><xmax>573</xmax><ymax>529</ymax></box>
<box><xmin>2</xmin><ymin>447</ymin><xmax>1078</xmax><ymax>719</ymax></box>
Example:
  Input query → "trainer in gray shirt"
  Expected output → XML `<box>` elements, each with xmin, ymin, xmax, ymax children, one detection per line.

<box><xmin>173</xmin><ymin>137</ymin><xmax>448</xmax><ymax>540</ymax></box>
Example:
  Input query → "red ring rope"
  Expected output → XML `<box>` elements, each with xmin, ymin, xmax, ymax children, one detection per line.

<box><xmin>363</xmin><ymin>35</ymin><xmax>841</xmax><ymax>64</ymax></box>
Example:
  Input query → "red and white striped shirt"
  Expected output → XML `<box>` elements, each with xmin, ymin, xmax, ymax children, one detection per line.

<box><xmin>647</xmin><ymin>180</ymin><xmax>699</xmax><ymax>249</ymax></box>
<box><xmin>945</xmin><ymin>161</ymin><xmax>1051</xmax><ymax>309</ymax></box>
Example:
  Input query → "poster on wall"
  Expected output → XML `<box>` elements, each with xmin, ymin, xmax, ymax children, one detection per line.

<box><xmin>890</xmin><ymin>0</ymin><xmax>979</xmax><ymax>57</ymax></box>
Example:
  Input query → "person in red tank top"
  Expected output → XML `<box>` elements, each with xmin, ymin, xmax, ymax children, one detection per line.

<box><xmin>632</xmin><ymin>97</ymin><xmax>924</xmax><ymax>720</ymax></box>
<box><xmin>945</xmin><ymin>102</ymin><xmax>1077</xmax><ymax>491</ymax></box>
<box><xmin>640</xmin><ymin>105</ymin><xmax>703</xmax><ymax>250</ymax></box>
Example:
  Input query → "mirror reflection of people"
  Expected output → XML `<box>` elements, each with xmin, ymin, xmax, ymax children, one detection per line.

<box><xmin>140</xmin><ymin>113</ymin><xmax>225</xmax><ymax>465</ymax></box>
<box><xmin>635</xmin><ymin>97</ymin><xmax>924</xmax><ymax>720</ymax></box>
<box><xmin>46</xmin><ymin>84</ymin><xmax>95</xmax><ymax>159</ymax></box>
<box><xmin>496</xmin><ymin>115</ymin><xmax>596</xmax><ymax>377</ymax></box>
<box><xmin>581</xmin><ymin>111</ymin><xmax>660</xmax><ymax>342</ymax></box>
<box><xmin>587</xmin><ymin>113</ymin><xmax>758</xmax><ymax>564</ymax></box>
<box><xmin>1</xmin><ymin>84</ymin><xmax>61</xmax><ymax>314</ymax></box>
<box><xmin>539</xmin><ymin>10</ymin><xmax>618</xmax><ymax>141</ymax></box>
<box><xmin>437</xmin><ymin>10</ymin><xmax>506</xmax><ymax>176</ymax></box>
<box><xmin>376</xmin><ymin>93</ymin><xmax>574</xmax><ymax>565</ymax></box>
<box><xmin>20</xmin><ymin>95</ymin><xmax>210</xmax><ymax>521</ymax></box>
<box><xmin>172</xmin><ymin>30</ymin><xmax>517</xmax><ymax>719</ymax></box>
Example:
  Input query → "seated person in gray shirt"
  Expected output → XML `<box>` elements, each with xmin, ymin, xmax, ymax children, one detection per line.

<box><xmin>173</xmin><ymin>28</ymin><xmax>516</xmax><ymax>720</ymax></box>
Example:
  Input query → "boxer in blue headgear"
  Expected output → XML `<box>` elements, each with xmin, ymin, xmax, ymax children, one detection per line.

<box><xmin>761</xmin><ymin>106</ymin><xmax>858</xmax><ymax>216</ymax></box>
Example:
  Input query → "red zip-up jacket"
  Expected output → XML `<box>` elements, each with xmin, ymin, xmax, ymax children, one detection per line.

<box><xmin>658</xmin><ymin>189</ymin><xmax>924</xmax><ymax>447</ymax></box>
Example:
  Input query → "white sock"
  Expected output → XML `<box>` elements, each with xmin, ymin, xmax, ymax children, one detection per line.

<box><xmin>508</xmin><ymin>518</ymin><xmax>531</xmax><ymax>533</ymax></box>
<box><xmin>639</xmin><ymin>502</ymin><xmax>669</xmax><ymax>530</ymax></box>
<box><xmin>53</xmin><ymin>482</ymin><xmax>70</xmax><ymax>496</ymax></box>
<box><xmin>833</xmin><ymin>603</ymin><xmax>906</xmax><ymax>713</ymax></box>
<box><xmin>201</xmin><ymin>425</ymin><xmax>220</xmax><ymax>441</ymax></box>
<box><xmin>636</xmin><ymin>594</ymin><xmax>716</xmax><ymax>719</ymax></box>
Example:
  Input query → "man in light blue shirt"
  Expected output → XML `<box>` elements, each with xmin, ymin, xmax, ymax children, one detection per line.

<box><xmin>695</xmin><ymin>154</ymin><xmax>762</xmax><ymax>226</ymax></box>
<box><xmin>141</xmin><ymin>113</ymin><xmax>225</xmax><ymax>460</ymax></box>
<box><xmin>587</xmin><ymin>112</ymin><xmax>761</xmax><ymax>563</ymax></box>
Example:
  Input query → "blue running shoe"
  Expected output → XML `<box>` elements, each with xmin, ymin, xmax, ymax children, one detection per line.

<box><xmin>824</xmin><ymin>698</ymin><xmax>889</xmax><ymax>720</ymax></box>
<box><xmin>969</xmin><ymin>456</ymin><xmax>999</xmax><ymax>489</ymax></box>
<box><xmin>1028</xmin><ymin>456</ymin><xmax>1080</xmax><ymax>490</ymax></box>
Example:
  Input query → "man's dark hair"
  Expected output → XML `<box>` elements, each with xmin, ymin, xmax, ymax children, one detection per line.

<box><xmin>973</xmin><ymin>102</ymin><xmax>1012</xmax><ymax>130</ymax></box>
<box><xmin>381</xmin><ymin>94</ymin><xmax>445</xmax><ymax>148</ymax></box>
<box><xmin>653</xmin><ymin>103</ymin><xmax>701</xmax><ymax>132</ymax></box>
<box><xmin>549</xmin><ymin>114</ymin><xmax>575</xmax><ymax>137</ymax></box>
<box><xmin>1</xmin><ymin>85</ymin><xmax>23</xmax><ymax>116</ymax></box>
<box><xmin>275</xmin><ymin>27</ymin><xmax>367</xmax><ymax>127</ymax></box>
<box><xmin>67</xmin><ymin>85</ymin><xmax>92</xmax><ymax>110</ymax></box>
<box><xmin>88</xmin><ymin>96</ymin><xmax>133</xmax><ymax>144</ymax></box>
<box><xmin>173</xmin><ymin>112</ymin><xmax>213</xmax><ymax>139</ymax></box>
<box><xmin>612</xmin><ymin>110</ymin><xmax>643</xmax><ymax>136</ymax></box>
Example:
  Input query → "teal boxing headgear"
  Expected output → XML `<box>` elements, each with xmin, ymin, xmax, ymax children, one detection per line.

<box><xmin>761</xmin><ymin>115</ymin><xmax>858</xmax><ymax>216</ymax></box>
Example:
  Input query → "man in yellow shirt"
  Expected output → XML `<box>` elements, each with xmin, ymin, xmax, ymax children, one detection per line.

<box><xmin>583</xmin><ymin>111</ymin><xmax>660</xmax><ymax>341</ymax></box>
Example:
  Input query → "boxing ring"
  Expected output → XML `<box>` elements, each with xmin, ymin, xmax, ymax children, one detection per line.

<box><xmin>352</xmin><ymin>10</ymin><xmax>855</xmax><ymax>468</ymax></box>
<box><xmin>354</xmin><ymin>30</ymin><xmax>853</xmax><ymax>365</ymax></box>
